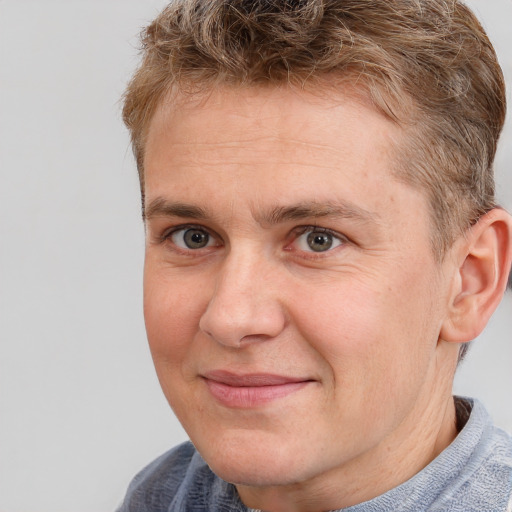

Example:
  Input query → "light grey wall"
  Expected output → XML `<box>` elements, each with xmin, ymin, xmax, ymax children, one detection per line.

<box><xmin>0</xmin><ymin>1</ymin><xmax>510</xmax><ymax>511</ymax></box>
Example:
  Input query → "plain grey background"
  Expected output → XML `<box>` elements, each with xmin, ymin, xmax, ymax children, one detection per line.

<box><xmin>0</xmin><ymin>1</ymin><xmax>511</xmax><ymax>511</ymax></box>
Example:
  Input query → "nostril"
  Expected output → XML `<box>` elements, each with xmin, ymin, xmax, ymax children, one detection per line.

<box><xmin>238</xmin><ymin>333</ymin><xmax>274</xmax><ymax>346</ymax></box>
<box><xmin>199</xmin><ymin>298</ymin><xmax>286</xmax><ymax>348</ymax></box>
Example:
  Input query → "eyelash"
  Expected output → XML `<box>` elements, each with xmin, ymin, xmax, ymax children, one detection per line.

<box><xmin>159</xmin><ymin>224</ymin><xmax>220</xmax><ymax>253</ymax></box>
<box><xmin>287</xmin><ymin>226</ymin><xmax>347</xmax><ymax>256</ymax></box>
<box><xmin>157</xmin><ymin>224</ymin><xmax>348</xmax><ymax>256</ymax></box>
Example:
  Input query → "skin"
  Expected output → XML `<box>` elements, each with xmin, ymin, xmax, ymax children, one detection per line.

<box><xmin>142</xmin><ymin>86</ymin><xmax>463</xmax><ymax>512</ymax></box>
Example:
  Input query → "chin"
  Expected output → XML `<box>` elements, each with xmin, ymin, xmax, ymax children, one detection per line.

<box><xmin>195</xmin><ymin>431</ymin><xmax>315</xmax><ymax>487</ymax></box>
<box><xmin>210</xmin><ymin>458</ymin><xmax>305</xmax><ymax>488</ymax></box>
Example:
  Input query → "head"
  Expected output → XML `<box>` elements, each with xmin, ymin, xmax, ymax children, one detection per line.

<box><xmin>123</xmin><ymin>1</ymin><xmax>512</xmax><ymax>509</ymax></box>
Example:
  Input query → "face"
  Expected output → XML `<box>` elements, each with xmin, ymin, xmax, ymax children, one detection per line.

<box><xmin>142</xmin><ymin>86</ymin><xmax>457</xmax><ymax>506</ymax></box>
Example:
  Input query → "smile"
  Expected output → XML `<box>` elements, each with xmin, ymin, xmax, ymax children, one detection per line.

<box><xmin>202</xmin><ymin>371</ymin><xmax>313</xmax><ymax>408</ymax></box>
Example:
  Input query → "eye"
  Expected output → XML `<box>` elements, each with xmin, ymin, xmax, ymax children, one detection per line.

<box><xmin>170</xmin><ymin>227</ymin><xmax>215</xmax><ymax>250</ymax></box>
<box><xmin>293</xmin><ymin>227</ymin><xmax>344</xmax><ymax>253</ymax></box>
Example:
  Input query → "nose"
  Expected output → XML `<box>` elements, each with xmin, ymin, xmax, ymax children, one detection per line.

<box><xmin>199</xmin><ymin>249</ymin><xmax>287</xmax><ymax>347</ymax></box>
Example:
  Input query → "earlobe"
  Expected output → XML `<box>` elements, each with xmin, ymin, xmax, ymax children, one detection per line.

<box><xmin>440</xmin><ymin>208</ymin><xmax>512</xmax><ymax>343</ymax></box>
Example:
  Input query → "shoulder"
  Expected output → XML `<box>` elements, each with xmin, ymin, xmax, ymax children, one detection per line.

<box><xmin>428</xmin><ymin>398</ymin><xmax>512</xmax><ymax>511</ymax></box>
<box><xmin>117</xmin><ymin>441</ymin><xmax>200</xmax><ymax>512</ymax></box>
<box><xmin>455</xmin><ymin>401</ymin><xmax>512</xmax><ymax>511</ymax></box>
<box><xmin>343</xmin><ymin>398</ymin><xmax>512</xmax><ymax>512</ymax></box>
<box><xmin>117</xmin><ymin>441</ymin><xmax>246</xmax><ymax>512</ymax></box>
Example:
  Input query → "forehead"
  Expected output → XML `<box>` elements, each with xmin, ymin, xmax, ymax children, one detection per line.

<box><xmin>143</xmin><ymin>85</ymin><xmax>428</xmax><ymax>235</ymax></box>
<box><xmin>145</xmin><ymin>85</ymin><xmax>402</xmax><ymax>178</ymax></box>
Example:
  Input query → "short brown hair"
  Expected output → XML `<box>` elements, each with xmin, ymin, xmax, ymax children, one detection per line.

<box><xmin>122</xmin><ymin>0</ymin><xmax>506</xmax><ymax>259</ymax></box>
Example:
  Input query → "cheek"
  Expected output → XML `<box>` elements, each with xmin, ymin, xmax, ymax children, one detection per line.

<box><xmin>291</xmin><ymin>278</ymin><xmax>385</xmax><ymax>355</ymax></box>
<box><xmin>142</xmin><ymin>268</ymin><xmax>211</xmax><ymax>422</ymax></box>
<box><xmin>288</xmin><ymin>274</ymin><xmax>440</xmax><ymax>443</ymax></box>
<box><xmin>291</xmin><ymin>268</ymin><xmax>439</xmax><ymax>386</ymax></box>
<box><xmin>143</xmin><ymin>266</ymin><xmax>206</xmax><ymax>364</ymax></box>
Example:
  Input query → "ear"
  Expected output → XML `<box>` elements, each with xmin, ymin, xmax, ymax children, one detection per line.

<box><xmin>440</xmin><ymin>208</ymin><xmax>512</xmax><ymax>343</ymax></box>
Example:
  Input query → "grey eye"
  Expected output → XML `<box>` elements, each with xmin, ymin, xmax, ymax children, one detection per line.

<box><xmin>294</xmin><ymin>228</ymin><xmax>343</xmax><ymax>253</ymax></box>
<box><xmin>306</xmin><ymin>232</ymin><xmax>334</xmax><ymax>252</ymax></box>
<box><xmin>172</xmin><ymin>228</ymin><xmax>211</xmax><ymax>249</ymax></box>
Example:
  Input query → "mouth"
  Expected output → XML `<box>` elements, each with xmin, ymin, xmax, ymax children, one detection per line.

<box><xmin>202</xmin><ymin>370</ymin><xmax>313</xmax><ymax>408</ymax></box>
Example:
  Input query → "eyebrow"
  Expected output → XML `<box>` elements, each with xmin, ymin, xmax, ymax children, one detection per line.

<box><xmin>144</xmin><ymin>198</ymin><xmax>209</xmax><ymax>221</ymax></box>
<box><xmin>143</xmin><ymin>197</ymin><xmax>380</xmax><ymax>226</ymax></box>
<box><xmin>258</xmin><ymin>201</ymin><xmax>380</xmax><ymax>227</ymax></box>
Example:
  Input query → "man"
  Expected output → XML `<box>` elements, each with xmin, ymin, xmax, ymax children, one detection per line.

<box><xmin>118</xmin><ymin>1</ymin><xmax>512</xmax><ymax>510</ymax></box>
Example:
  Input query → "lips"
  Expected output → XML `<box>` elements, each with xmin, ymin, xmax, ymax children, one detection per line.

<box><xmin>202</xmin><ymin>370</ymin><xmax>312</xmax><ymax>408</ymax></box>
